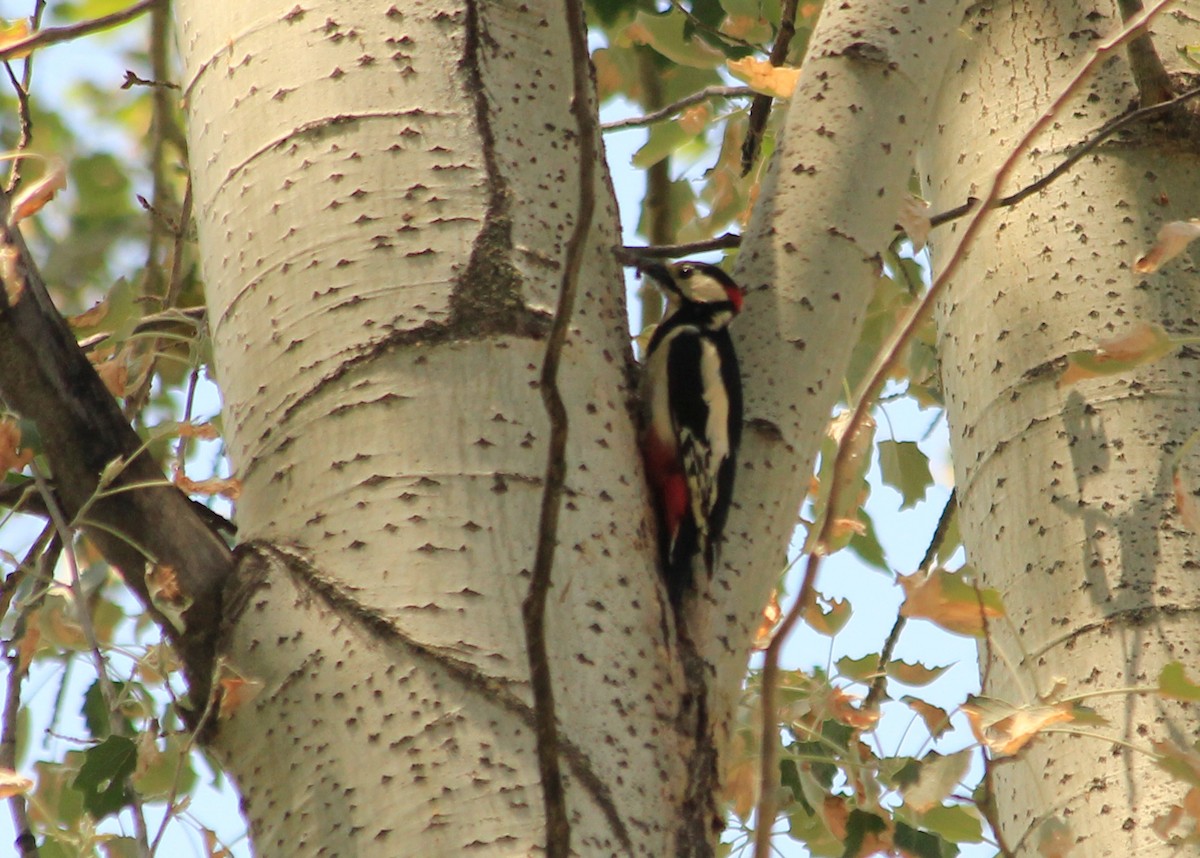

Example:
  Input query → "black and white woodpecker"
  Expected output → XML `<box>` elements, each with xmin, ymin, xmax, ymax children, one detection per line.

<box><xmin>638</xmin><ymin>261</ymin><xmax>744</xmax><ymax>604</ymax></box>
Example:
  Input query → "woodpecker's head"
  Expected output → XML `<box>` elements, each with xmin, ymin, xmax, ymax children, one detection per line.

<box><xmin>641</xmin><ymin>261</ymin><xmax>744</xmax><ymax>318</ymax></box>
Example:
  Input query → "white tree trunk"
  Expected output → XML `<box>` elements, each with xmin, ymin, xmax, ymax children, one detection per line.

<box><xmin>175</xmin><ymin>0</ymin><xmax>717</xmax><ymax>853</ymax></box>
<box><xmin>717</xmin><ymin>0</ymin><xmax>972</xmax><ymax>721</ymax></box>
<box><xmin>925</xmin><ymin>2</ymin><xmax>1200</xmax><ymax>852</ymax></box>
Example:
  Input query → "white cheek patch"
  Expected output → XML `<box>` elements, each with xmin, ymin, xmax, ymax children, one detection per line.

<box><xmin>681</xmin><ymin>273</ymin><xmax>730</xmax><ymax>305</ymax></box>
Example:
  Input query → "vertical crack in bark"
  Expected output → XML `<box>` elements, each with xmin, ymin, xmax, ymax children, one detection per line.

<box><xmin>520</xmin><ymin>0</ymin><xmax>597</xmax><ymax>853</ymax></box>
<box><xmin>676</xmin><ymin>630</ymin><xmax>720</xmax><ymax>858</ymax></box>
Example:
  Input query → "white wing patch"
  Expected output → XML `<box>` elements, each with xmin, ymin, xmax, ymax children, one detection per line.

<box><xmin>678</xmin><ymin>339</ymin><xmax>730</xmax><ymax>571</ymax></box>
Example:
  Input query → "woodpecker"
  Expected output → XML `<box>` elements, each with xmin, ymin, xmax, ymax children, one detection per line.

<box><xmin>638</xmin><ymin>260</ymin><xmax>743</xmax><ymax>604</ymax></box>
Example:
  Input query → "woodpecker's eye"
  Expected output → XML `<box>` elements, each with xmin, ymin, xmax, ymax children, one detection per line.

<box><xmin>677</xmin><ymin>265</ymin><xmax>694</xmax><ymax>279</ymax></box>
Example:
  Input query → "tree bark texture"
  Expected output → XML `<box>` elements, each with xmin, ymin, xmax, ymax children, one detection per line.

<box><xmin>175</xmin><ymin>0</ymin><xmax>719</xmax><ymax>853</ymax></box>
<box><xmin>926</xmin><ymin>2</ymin><xmax>1200</xmax><ymax>852</ymax></box>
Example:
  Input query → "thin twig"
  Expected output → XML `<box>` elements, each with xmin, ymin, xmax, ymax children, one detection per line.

<box><xmin>636</xmin><ymin>47</ymin><xmax>675</xmax><ymax>330</ymax></box>
<box><xmin>523</xmin><ymin>0</ymin><xmax>598</xmax><ymax>854</ymax></box>
<box><xmin>601</xmin><ymin>85</ymin><xmax>755</xmax><ymax>132</ymax></box>
<box><xmin>2</xmin><ymin>0</ymin><xmax>44</xmax><ymax>193</ymax></box>
<box><xmin>741</xmin><ymin>0</ymin><xmax>800</xmax><ymax>174</ymax></box>
<box><xmin>31</xmin><ymin>462</ymin><xmax>152</xmax><ymax>858</ymax></box>
<box><xmin>627</xmin><ymin>83</ymin><xmax>1200</xmax><ymax>261</ymax></box>
<box><xmin>0</xmin><ymin>0</ymin><xmax>160</xmax><ymax>62</ymax></box>
<box><xmin>928</xmin><ymin>83</ymin><xmax>1200</xmax><ymax>229</ymax></box>
<box><xmin>619</xmin><ymin>232</ymin><xmax>743</xmax><ymax>262</ymax></box>
<box><xmin>863</xmin><ymin>489</ymin><xmax>957</xmax><ymax>711</ymax></box>
<box><xmin>752</xmin><ymin>551</ymin><xmax>824</xmax><ymax>858</ymax></box>
<box><xmin>147</xmin><ymin>659</ymin><xmax>222</xmax><ymax>854</ymax></box>
<box><xmin>750</xmin><ymin>4</ymin><xmax>1178</xmax><ymax>854</ymax></box>
<box><xmin>0</xmin><ymin>525</ymin><xmax>55</xmax><ymax>858</ymax></box>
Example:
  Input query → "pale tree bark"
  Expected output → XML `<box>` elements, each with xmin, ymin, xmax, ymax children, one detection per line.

<box><xmin>922</xmin><ymin>2</ymin><xmax>1200</xmax><ymax>854</ymax></box>
<box><xmin>163</xmin><ymin>0</ymin><xmax>1200</xmax><ymax>854</ymax></box>
<box><xmin>173</xmin><ymin>0</ymin><xmax>755</xmax><ymax>854</ymax></box>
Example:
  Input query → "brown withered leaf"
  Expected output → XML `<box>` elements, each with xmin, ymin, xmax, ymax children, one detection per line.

<box><xmin>0</xmin><ymin>419</ymin><xmax>32</xmax><ymax>472</ymax></box>
<box><xmin>1135</xmin><ymin>219</ymin><xmax>1200</xmax><ymax>273</ymax></box>
<box><xmin>0</xmin><ymin>769</ymin><xmax>33</xmax><ymax>799</ymax></box>
<box><xmin>175</xmin><ymin>473</ymin><xmax>242</xmax><ymax>500</ymax></box>
<box><xmin>752</xmin><ymin>589</ymin><xmax>781</xmax><ymax>650</ymax></box>
<box><xmin>899</xmin><ymin>567</ymin><xmax>1004</xmax><ymax>637</ymax></box>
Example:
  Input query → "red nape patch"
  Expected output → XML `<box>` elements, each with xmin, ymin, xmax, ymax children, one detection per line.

<box><xmin>725</xmin><ymin>284</ymin><xmax>744</xmax><ymax>314</ymax></box>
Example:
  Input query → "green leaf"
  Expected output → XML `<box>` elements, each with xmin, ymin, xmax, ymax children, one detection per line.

<box><xmin>901</xmin><ymin>750</ymin><xmax>972</xmax><ymax>813</ymax></box>
<box><xmin>843</xmin><ymin>809</ymin><xmax>888</xmax><ymax>855</ymax></box>
<box><xmin>132</xmin><ymin>732</ymin><xmax>197</xmax><ymax>800</ymax></box>
<box><xmin>82</xmin><ymin>680</ymin><xmax>132</xmax><ymax>740</ymax></box>
<box><xmin>31</xmin><ymin>759</ymin><xmax>85</xmax><ymax>829</ymax></box>
<box><xmin>631</xmin><ymin>121</ymin><xmax>694</xmax><ymax>169</ymax></box>
<box><xmin>886</xmin><ymin>659</ymin><xmax>950</xmax><ymax>686</ymax></box>
<box><xmin>918</xmin><ymin>804</ymin><xmax>984</xmax><ymax>844</ymax></box>
<box><xmin>1159</xmin><ymin>661</ymin><xmax>1200</xmax><ymax>702</ymax></box>
<box><xmin>836</xmin><ymin>653</ymin><xmax>879</xmax><ymax>683</ymax></box>
<box><xmin>631</xmin><ymin>10</ymin><xmax>726</xmax><ymax>69</ymax></box>
<box><xmin>894</xmin><ymin>820</ymin><xmax>958</xmax><ymax>858</ymax></box>
<box><xmin>73</xmin><ymin>735</ymin><xmax>137</xmax><ymax>818</ymax></box>
<box><xmin>878</xmin><ymin>440</ymin><xmax>933</xmax><ymax>509</ymax></box>
<box><xmin>847</xmin><ymin>508</ymin><xmax>889</xmax><ymax>572</ymax></box>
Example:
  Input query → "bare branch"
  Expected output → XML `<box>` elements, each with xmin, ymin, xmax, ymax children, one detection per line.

<box><xmin>929</xmin><ymin>83</ymin><xmax>1200</xmax><ymax>229</ymax></box>
<box><xmin>741</xmin><ymin>0</ymin><xmax>800</xmax><ymax>174</ymax></box>
<box><xmin>601</xmin><ymin>85</ymin><xmax>755</xmax><ymax>132</ymax></box>
<box><xmin>0</xmin><ymin>191</ymin><xmax>232</xmax><ymax>708</ymax></box>
<box><xmin>863</xmin><ymin>489</ymin><xmax>957</xmax><ymax>711</ymax></box>
<box><xmin>0</xmin><ymin>0</ymin><xmax>160</xmax><ymax>63</ymax></box>
<box><xmin>619</xmin><ymin>232</ymin><xmax>743</xmax><ymax>262</ymax></box>
<box><xmin>523</xmin><ymin>0</ymin><xmax>599</xmax><ymax>853</ymax></box>
<box><xmin>1116</xmin><ymin>0</ymin><xmax>1174</xmax><ymax>106</ymax></box>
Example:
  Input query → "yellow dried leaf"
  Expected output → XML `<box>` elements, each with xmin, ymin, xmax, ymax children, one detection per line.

<box><xmin>93</xmin><ymin>353</ymin><xmax>129</xmax><ymax>397</ymax></box>
<box><xmin>678</xmin><ymin>103</ymin><xmax>711</xmax><ymax>136</ymax></box>
<box><xmin>1152</xmin><ymin>804</ymin><xmax>1184</xmax><ymax>840</ymax></box>
<box><xmin>1135</xmin><ymin>219</ymin><xmax>1200</xmax><ymax>273</ymax></box>
<box><xmin>0</xmin><ymin>769</ymin><xmax>33</xmax><ymax>799</ymax></box>
<box><xmin>727</xmin><ymin>57</ymin><xmax>801</xmax><ymax>98</ymax></box>
<box><xmin>722</xmin><ymin>756</ymin><xmax>758</xmax><ymax>820</ymax></box>
<box><xmin>218</xmin><ymin>672</ymin><xmax>263</xmax><ymax>721</ymax></box>
<box><xmin>899</xmin><ymin>568</ymin><xmax>1003</xmax><ymax>637</ymax></box>
<box><xmin>961</xmin><ymin>700</ymin><xmax>1074</xmax><ymax>756</ymax></box>
<box><xmin>0</xmin><ymin>19</ymin><xmax>32</xmax><ymax>59</ymax></box>
<box><xmin>901</xmin><ymin>696</ymin><xmax>952</xmax><ymax>739</ymax></box>
<box><xmin>178</xmin><ymin>422</ymin><xmax>221</xmax><ymax>440</ymax></box>
<box><xmin>899</xmin><ymin>196</ymin><xmax>932</xmax><ymax>251</ymax></box>
<box><xmin>1184</xmin><ymin>786</ymin><xmax>1200</xmax><ymax>820</ymax></box>
<box><xmin>752</xmin><ymin>589</ymin><xmax>781</xmax><ymax>650</ymax></box>
<box><xmin>10</xmin><ymin>157</ymin><xmax>66</xmax><ymax>224</ymax></box>
<box><xmin>0</xmin><ymin>244</ymin><xmax>23</xmax><ymax>305</ymax></box>
<box><xmin>69</xmin><ymin>298</ymin><xmax>109</xmax><ymax>329</ymax></box>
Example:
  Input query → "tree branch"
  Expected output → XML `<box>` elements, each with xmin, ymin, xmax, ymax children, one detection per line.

<box><xmin>0</xmin><ymin>0</ymin><xmax>160</xmax><ymax>62</ymax></box>
<box><xmin>601</xmin><ymin>85</ymin><xmax>755</xmax><ymax>132</ymax></box>
<box><xmin>928</xmin><ymin>83</ymin><xmax>1200</xmax><ymax>229</ymax></box>
<box><xmin>741</xmin><ymin>0</ymin><xmax>800</xmax><ymax>174</ymax></box>
<box><xmin>863</xmin><ymin>489</ymin><xmax>957</xmax><ymax>712</ymax></box>
<box><xmin>1115</xmin><ymin>0</ymin><xmax>1174</xmax><ymax>106</ymax></box>
<box><xmin>523</xmin><ymin>0</ymin><xmax>599</xmax><ymax>853</ymax></box>
<box><xmin>0</xmin><ymin>198</ymin><xmax>232</xmax><ymax>710</ymax></box>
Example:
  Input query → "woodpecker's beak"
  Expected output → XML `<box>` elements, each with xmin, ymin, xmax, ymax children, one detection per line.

<box><xmin>638</xmin><ymin>263</ymin><xmax>676</xmax><ymax>295</ymax></box>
